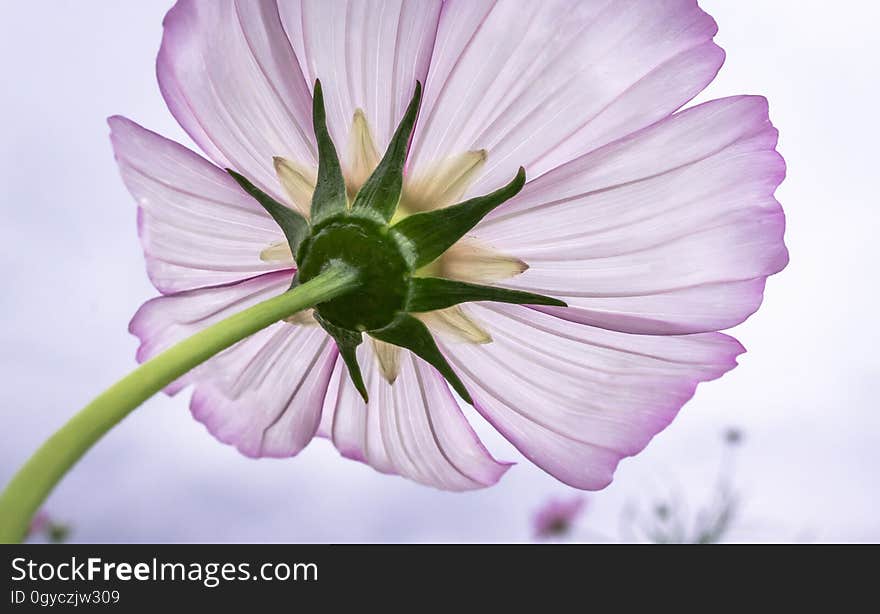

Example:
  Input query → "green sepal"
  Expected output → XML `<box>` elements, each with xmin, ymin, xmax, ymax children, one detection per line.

<box><xmin>310</xmin><ymin>80</ymin><xmax>348</xmax><ymax>224</ymax></box>
<box><xmin>390</xmin><ymin>167</ymin><xmax>526</xmax><ymax>268</ymax></box>
<box><xmin>226</xmin><ymin>169</ymin><xmax>309</xmax><ymax>262</ymax></box>
<box><xmin>315</xmin><ymin>313</ymin><xmax>368</xmax><ymax>403</ymax></box>
<box><xmin>351</xmin><ymin>82</ymin><xmax>422</xmax><ymax>223</ymax></box>
<box><xmin>370</xmin><ymin>314</ymin><xmax>472</xmax><ymax>404</ymax></box>
<box><xmin>407</xmin><ymin>277</ymin><xmax>566</xmax><ymax>312</ymax></box>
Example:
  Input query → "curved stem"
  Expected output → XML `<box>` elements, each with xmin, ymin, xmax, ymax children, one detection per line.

<box><xmin>0</xmin><ymin>264</ymin><xmax>359</xmax><ymax>543</ymax></box>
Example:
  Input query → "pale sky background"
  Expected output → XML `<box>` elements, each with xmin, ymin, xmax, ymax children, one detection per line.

<box><xmin>1</xmin><ymin>1</ymin><xmax>877</xmax><ymax>543</ymax></box>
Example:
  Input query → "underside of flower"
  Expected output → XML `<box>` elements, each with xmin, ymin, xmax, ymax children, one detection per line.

<box><xmin>108</xmin><ymin>0</ymin><xmax>789</xmax><ymax>492</ymax></box>
<box><xmin>228</xmin><ymin>81</ymin><xmax>565</xmax><ymax>404</ymax></box>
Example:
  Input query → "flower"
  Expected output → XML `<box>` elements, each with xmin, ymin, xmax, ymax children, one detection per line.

<box><xmin>110</xmin><ymin>0</ymin><xmax>787</xmax><ymax>491</ymax></box>
<box><xmin>27</xmin><ymin>510</ymin><xmax>50</xmax><ymax>537</ymax></box>
<box><xmin>533</xmin><ymin>496</ymin><xmax>586</xmax><ymax>539</ymax></box>
<box><xmin>26</xmin><ymin>510</ymin><xmax>71</xmax><ymax>543</ymax></box>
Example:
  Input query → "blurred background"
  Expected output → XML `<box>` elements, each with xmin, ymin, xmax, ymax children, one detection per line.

<box><xmin>1</xmin><ymin>0</ymin><xmax>877</xmax><ymax>542</ymax></box>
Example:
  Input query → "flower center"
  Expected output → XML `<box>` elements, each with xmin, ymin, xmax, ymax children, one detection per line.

<box><xmin>297</xmin><ymin>217</ymin><xmax>409</xmax><ymax>331</ymax></box>
<box><xmin>228</xmin><ymin>80</ymin><xmax>565</xmax><ymax>403</ymax></box>
<box><xmin>260</xmin><ymin>112</ymin><xmax>528</xmax><ymax>346</ymax></box>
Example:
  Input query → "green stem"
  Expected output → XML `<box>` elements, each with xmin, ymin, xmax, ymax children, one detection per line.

<box><xmin>0</xmin><ymin>264</ymin><xmax>360</xmax><ymax>543</ymax></box>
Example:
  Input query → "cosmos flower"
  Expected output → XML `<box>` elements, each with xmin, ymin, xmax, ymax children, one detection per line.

<box><xmin>110</xmin><ymin>0</ymin><xmax>787</xmax><ymax>491</ymax></box>
<box><xmin>27</xmin><ymin>510</ymin><xmax>50</xmax><ymax>537</ymax></box>
<box><xmin>25</xmin><ymin>510</ymin><xmax>70</xmax><ymax>543</ymax></box>
<box><xmin>533</xmin><ymin>496</ymin><xmax>586</xmax><ymax>539</ymax></box>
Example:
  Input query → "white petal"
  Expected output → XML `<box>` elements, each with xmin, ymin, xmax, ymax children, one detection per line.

<box><xmin>191</xmin><ymin>325</ymin><xmax>337</xmax><ymax>458</ymax></box>
<box><xmin>440</xmin><ymin>303</ymin><xmax>743</xmax><ymax>489</ymax></box>
<box><xmin>109</xmin><ymin>116</ymin><xmax>288</xmax><ymax>293</ymax></box>
<box><xmin>129</xmin><ymin>269</ymin><xmax>294</xmax><ymax>394</ymax></box>
<box><xmin>475</xmin><ymin>96</ymin><xmax>788</xmax><ymax>334</ymax></box>
<box><xmin>318</xmin><ymin>343</ymin><xmax>510</xmax><ymax>490</ymax></box>
<box><xmin>158</xmin><ymin>0</ymin><xmax>316</xmax><ymax>196</ymax></box>
<box><xmin>411</xmin><ymin>0</ymin><xmax>723</xmax><ymax>195</ymax></box>
<box><xmin>279</xmin><ymin>0</ymin><xmax>442</xmax><ymax>169</ymax></box>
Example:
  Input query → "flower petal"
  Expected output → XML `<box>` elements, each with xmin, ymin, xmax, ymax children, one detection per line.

<box><xmin>158</xmin><ymin>0</ymin><xmax>316</xmax><ymax>195</ymax></box>
<box><xmin>190</xmin><ymin>324</ymin><xmax>337</xmax><ymax>458</ymax></box>
<box><xmin>440</xmin><ymin>303</ymin><xmax>743</xmax><ymax>490</ymax></box>
<box><xmin>109</xmin><ymin>116</ymin><xmax>288</xmax><ymax>294</ymax></box>
<box><xmin>411</xmin><ymin>0</ymin><xmax>723</xmax><ymax>195</ymax></box>
<box><xmin>278</xmin><ymin>0</ymin><xmax>442</xmax><ymax>171</ymax></box>
<box><xmin>475</xmin><ymin>96</ymin><xmax>788</xmax><ymax>334</ymax></box>
<box><xmin>129</xmin><ymin>269</ymin><xmax>294</xmax><ymax>395</ymax></box>
<box><xmin>318</xmin><ymin>343</ymin><xmax>511</xmax><ymax>490</ymax></box>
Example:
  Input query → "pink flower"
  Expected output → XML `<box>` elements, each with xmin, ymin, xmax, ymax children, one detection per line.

<box><xmin>27</xmin><ymin>510</ymin><xmax>51</xmax><ymax>537</ymax></box>
<box><xmin>110</xmin><ymin>1</ymin><xmax>787</xmax><ymax>491</ymax></box>
<box><xmin>533</xmin><ymin>497</ymin><xmax>587</xmax><ymax>539</ymax></box>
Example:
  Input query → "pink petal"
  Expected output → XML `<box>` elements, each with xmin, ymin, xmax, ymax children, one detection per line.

<box><xmin>410</xmin><ymin>0</ymin><xmax>723</xmax><ymax>195</ymax></box>
<box><xmin>191</xmin><ymin>325</ymin><xmax>337</xmax><ymax>458</ymax></box>
<box><xmin>278</xmin><ymin>0</ymin><xmax>442</xmax><ymax>165</ymax></box>
<box><xmin>158</xmin><ymin>0</ymin><xmax>316</xmax><ymax>197</ymax></box>
<box><xmin>474</xmin><ymin>96</ymin><xmax>788</xmax><ymax>334</ymax></box>
<box><xmin>439</xmin><ymin>303</ymin><xmax>744</xmax><ymax>490</ymax></box>
<box><xmin>129</xmin><ymin>269</ymin><xmax>294</xmax><ymax>395</ymax></box>
<box><xmin>318</xmin><ymin>343</ymin><xmax>511</xmax><ymax>491</ymax></box>
<box><xmin>132</xmin><ymin>266</ymin><xmax>336</xmax><ymax>457</ymax></box>
<box><xmin>109</xmin><ymin>116</ymin><xmax>288</xmax><ymax>294</ymax></box>
<box><xmin>533</xmin><ymin>496</ymin><xmax>586</xmax><ymax>537</ymax></box>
